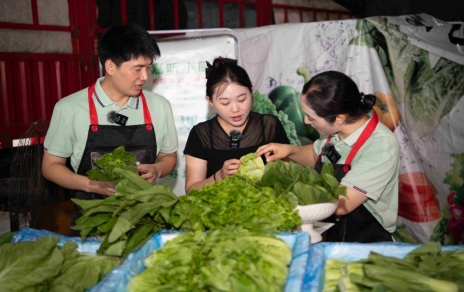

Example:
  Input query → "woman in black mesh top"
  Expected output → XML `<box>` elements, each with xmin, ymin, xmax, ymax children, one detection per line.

<box><xmin>183</xmin><ymin>57</ymin><xmax>290</xmax><ymax>192</ymax></box>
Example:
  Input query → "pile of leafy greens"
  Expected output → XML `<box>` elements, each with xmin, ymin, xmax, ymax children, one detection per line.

<box><xmin>128</xmin><ymin>226</ymin><xmax>292</xmax><ymax>292</ymax></box>
<box><xmin>72</xmin><ymin>168</ymin><xmax>178</xmax><ymax>257</ymax></box>
<box><xmin>323</xmin><ymin>242</ymin><xmax>463</xmax><ymax>292</ymax></box>
<box><xmin>169</xmin><ymin>175</ymin><xmax>301</xmax><ymax>233</ymax></box>
<box><xmin>0</xmin><ymin>234</ymin><xmax>120</xmax><ymax>292</ymax></box>
<box><xmin>257</xmin><ymin>159</ymin><xmax>346</xmax><ymax>208</ymax></box>
<box><xmin>86</xmin><ymin>146</ymin><xmax>138</xmax><ymax>184</ymax></box>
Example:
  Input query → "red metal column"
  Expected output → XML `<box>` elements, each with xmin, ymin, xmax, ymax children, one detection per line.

<box><xmin>149</xmin><ymin>0</ymin><xmax>155</xmax><ymax>30</ymax></box>
<box><xmin>121</xmin><ymin>0</ymin><xmax>127</xmax><ymax>24</ymax></box>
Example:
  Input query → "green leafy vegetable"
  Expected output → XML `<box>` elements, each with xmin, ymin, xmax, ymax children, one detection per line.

<box><xmin>86</xmin><ymin>146</ymin><xmax>138</xmax><ymax>183</ymax></box>
<box><xmin>0</xmin><ymin>232</ymin><xmax>13</xmax><ymax>247</ymax></box>
<box><xmin>128</xmin><ymin>227</ymin><xmax>292</xmax><ymax>292</ymax></box>
<box><xmin>257</xmin><ymin>159</ymin><xmax>346</xmax><ymax>208</ymax></box>
<box><xmin>0</xmin><ymin>237</ymin><xmax>120</xmax><ymax>291</ymax></box>
<box><xmin>72</xmin><ymin>167</ymin><xmax>178</xmax><ymax>257</ymax></box>
<box><xmin>323</xmin><ymin>242</ymin><xmax>464</xmax><ymax>292</ymax></box>
<box><xmin>169</xmin><ymin>175</ymin><xmax>301</xmax><ymax>233</ymax></box>
<box><xmin>236</xmin><ymin>152</ymin><xmax>265</xmax><ymax>184</ymax></box>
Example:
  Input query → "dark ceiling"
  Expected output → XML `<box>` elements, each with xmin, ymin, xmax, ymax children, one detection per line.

<box><xmin>334</xmin><ymin>0</ymin><xmax>464</xmax><ymax>22</ymax></box>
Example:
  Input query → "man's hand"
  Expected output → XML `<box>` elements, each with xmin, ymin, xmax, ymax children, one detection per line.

<box><xmin>137</xmin><ymin>164</ymin><xmax>161</xmax><ymax>184</ymax></box>
<box><xmin>137</xmin><ymin>151</ymin><xmax>177</xmax><ymax>184</ymax></box>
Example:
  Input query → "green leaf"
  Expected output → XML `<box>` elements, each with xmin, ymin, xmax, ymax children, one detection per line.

<box><xmin>104</xmin><ymin>240</ymin><xmax>127</xmax><ymax>257</ymax></box>
<box><xmin>0</xmin><ymin>237</ymin><xmax>63</xmax><ymax>291</ymax></box>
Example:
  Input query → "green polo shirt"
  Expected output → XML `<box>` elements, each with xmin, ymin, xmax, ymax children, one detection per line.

<box><xmin>44</xmin><ymin>77</ymin><xmax>178</xmax><ymax>172</ymax></box>
<box><xmin>312</xmin><ymin>113</ymin><xmax>399</xmax><ymax>233</ymax></box>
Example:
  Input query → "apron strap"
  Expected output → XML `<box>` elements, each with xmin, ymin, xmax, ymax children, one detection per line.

<box><xmin>87</xmin><ymin>83</ymin><xmax>98</xmax><ymax>132</ymax></box>
<box><xmin>316</xmin><ymin>111</ymin><xmax>379</xmax><ymax>166</ymax></box>
<box><xmin>139</xmin><ymin>92</ymin><xmax>153</xmax><ymax>131</ymax></box>
<box><xmin>344</xmin><ymin>111</ymin><xmax>379</xmax><ymax>166</ymax></box>
<box><xmin>87</xmin><ymin>82</ymin><xmax>153</xmax><ymax>131</ymax></box>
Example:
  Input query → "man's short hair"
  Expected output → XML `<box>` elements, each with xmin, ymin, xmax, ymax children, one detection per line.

<box><xmin>97</xmin><ymin>23</ymin><xmax>161</xmax><ymax>68</ymax></box>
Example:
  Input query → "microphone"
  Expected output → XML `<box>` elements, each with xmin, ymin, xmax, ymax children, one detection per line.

<box><xmin>229</xmin><ymin>129</ymin><xmax>242</xmax><ymax>148</ymax></box>
<box><xmin>321</xmin><ymin>142</ymin><xmax>341</xmax><ymax>164</ymax></box>
<box><xmin>107</xmin><ymin>111</ymin><xmax>129</xmax><ymax>126</ymax></box>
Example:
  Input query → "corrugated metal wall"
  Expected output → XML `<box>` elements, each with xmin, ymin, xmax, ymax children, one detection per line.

<box><xmin>0</xmin><ymin>53</ymin><xmax>83</xmax><ymax>149</ymax></box>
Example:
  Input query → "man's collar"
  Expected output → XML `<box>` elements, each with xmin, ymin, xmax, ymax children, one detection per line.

<box><xmin>94</xmin><ymin>77</ymin><xmax>139</xmax><ymax>109</ymax></box>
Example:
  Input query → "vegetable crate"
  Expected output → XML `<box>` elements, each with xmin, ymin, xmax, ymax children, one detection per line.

<box><xmin>302</xmin><ymin>242</ymin><xmax>464</xmax><ymax>292</ymax></box>
<box><xmin>90</xmin><ymin>230</ymin><xmax>311</xmax><ymax>292</ymax></box>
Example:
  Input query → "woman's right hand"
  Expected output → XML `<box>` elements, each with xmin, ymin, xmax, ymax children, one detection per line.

<box><xmin>256</xmin><ymin>143</ymin><xmax>293</xmax><ymax>163</ymax></box>
<box><xmin>216</xmin><ymin>159</ymin><xmax>241</xmax><ymax>181</ymax></box>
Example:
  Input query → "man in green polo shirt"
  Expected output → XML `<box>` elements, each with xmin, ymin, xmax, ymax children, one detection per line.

<box><xmin>42</xmin><ymin>23</ymin><xmax>178</xmax><ymax>234</ymax></box>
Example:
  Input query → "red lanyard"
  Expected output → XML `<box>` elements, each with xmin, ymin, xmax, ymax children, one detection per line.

<box><xmin>317</xmin><ymin>111</ymin><xmax>379</xmax><ymax>166</ymax></box>
<box><xmin>87</xmin><ymin>82</ymin><xmax>153</xmax><ymax>131</ymax></box>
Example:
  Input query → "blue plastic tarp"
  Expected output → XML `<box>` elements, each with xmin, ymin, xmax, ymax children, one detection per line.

<box><xmin>12</xmin><ymin>227</ymin><xmax>102</xmax><ymax>254</ymax></box>
<box><xmin>302</xmin><ymin>242</ymin><xmax>464</xmax><ymax>292</ymax></box>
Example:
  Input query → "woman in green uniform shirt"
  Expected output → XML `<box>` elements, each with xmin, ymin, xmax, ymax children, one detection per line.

<box><xmin>183</xmin><ymin>57</ymin><xmax>290</xmax><ymax>193</ymax></box>
<box><xmin>257</xmin><ymin>70</ymin><xmax>400</xmax><ymax>243</ymax></box>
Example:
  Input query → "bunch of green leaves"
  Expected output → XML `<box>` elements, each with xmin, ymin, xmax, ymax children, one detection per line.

<box><xmin>72</xmin><ymin>167</ymin><xmax>178</xmax><ymax>257</ymax></box>
<box><xmin>323</xmin><ymin>242</ymin><xmax>464</xmax><ymax>292</ymax></box>
<box><xmin>0</xmin><ymin>236</ymin><xmax>120</xmax><ymax>292</ymax></box>
<box><xmin>169</xmin><ymin>175</ymin><xmax>301</xmax><ymax>233</ymax></box>
<box><xmin>235</xmin><ymin>152</ymin><xmax>265</xmax><ymax>184</ymax></box>
<box><xmin>0</xmin><ymin>231</ymin><xmax>13</xmax><ymax>246</ymax></box>
<box><xmin>86</xmin><ymin>146</ymin><xmax>138</xmax><ymax>183</ymax></box>
<box><xmin>128</xmin><ymin>226</ymin><xmax>292</xmax><ymax>292</ymax></box>
<box><xmin>257</xmin><ymin>159</ymin><xmax>346</xmax><ymax>208</ymax></box>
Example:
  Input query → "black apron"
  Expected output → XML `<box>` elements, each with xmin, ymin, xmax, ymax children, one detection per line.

<box><xmin>316</xmin><ymin>111</ymin><xmax>393</xmax><ymax>243</ymax></box>
<box><xmin>70</xmin><ymin>83</ymin><xmax>157</xmax><ymax>236</ymax></box>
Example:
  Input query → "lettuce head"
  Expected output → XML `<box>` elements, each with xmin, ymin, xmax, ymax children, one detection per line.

<box><xmin>236</xmin><ymin>153</ymin><xmax>265</xmax><ymax>185</ymax></box>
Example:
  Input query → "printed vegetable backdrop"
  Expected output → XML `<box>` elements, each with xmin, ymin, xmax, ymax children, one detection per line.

<box><xmin>236</xmin><ymin>14</ymin><xmax>464</xmax><ymax>244</ymax></box>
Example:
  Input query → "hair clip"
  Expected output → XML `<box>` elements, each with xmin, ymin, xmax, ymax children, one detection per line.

<box><xmin>360</xmin><ymin>92</ymin><xmax>365</xmax><ymax>103</ymax></box>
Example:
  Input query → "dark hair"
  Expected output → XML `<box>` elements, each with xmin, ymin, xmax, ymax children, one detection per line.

<box><xmin>205</xmin><ymin>57</ymin><xmax>252</xmax><ymax>99</ymax></box>
<box><xmin>97</xmin><ymin>23</ymin><xmax>161</xmax><ymax>69</ymax></box>
<box><xmin>301</xmin><ymin>71</ymin><xmax>375</xmax><ymax>124</ymax></box>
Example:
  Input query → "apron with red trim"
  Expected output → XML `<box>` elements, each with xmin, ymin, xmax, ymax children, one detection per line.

<box><xmin>70</xmin><ymin>83</ymin><xmax>157</xmax><ymax>236</ymax></box>
<box><xmin>316</xmin><ymin>111</ymin><xmax>393</xmax><ymax>242</ymax></box>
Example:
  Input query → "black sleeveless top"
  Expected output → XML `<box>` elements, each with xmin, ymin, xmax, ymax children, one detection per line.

<box><xmin>183</xmin><ymin>112</ymin><xmax>290</xmax><ymax>177</ymax></box>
